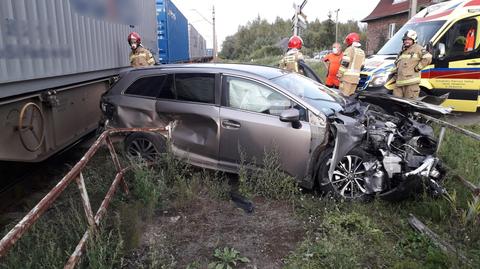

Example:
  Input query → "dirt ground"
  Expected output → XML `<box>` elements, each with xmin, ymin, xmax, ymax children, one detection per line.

<box><xmin>126</xmin><ymin>195</ymin><xmax>305</xmax><ymax>269</ymax></box>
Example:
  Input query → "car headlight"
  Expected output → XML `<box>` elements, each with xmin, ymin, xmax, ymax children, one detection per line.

<box><xmin>369</xmin><ymin>72</ymin><xmax>389</xmax><ymax>87</ymax></box>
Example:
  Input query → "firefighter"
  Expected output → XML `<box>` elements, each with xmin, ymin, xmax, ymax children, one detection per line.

<box><xmin>128</xmin><ymin>32</ymin><xmax>155</xmax><ymax>68</ymax></box>
<box><xmin>392</xmin><ymin>30</ymin><xmax>432</xmax><ymax>99</ymax></box>
<box><xmin>323</xmin><ymin>42</ymin><xmax>343</xmax><ymax>88</ymax></box>
<box><xmin>279</xmin><ymin>35</ymin><xmax>304</xmax><ymax>74</ymax></box>
<box><xmin>337</xmin><ymin>32</ymin><xmax>365</xmax><ymax>97</ymax></box>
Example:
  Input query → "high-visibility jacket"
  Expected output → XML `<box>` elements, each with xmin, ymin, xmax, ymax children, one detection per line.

<box><xmin>279</xmin><ymin>49</ymin><xmax>304</xmax><ymax>74</ymax></box>
<box><xmin>465</xmin><ymin>28</ymin><xmax>475</xmax><ymax>52</ymax></box>
<box><xmin>337</xmin><ymin>46</ymin><xmax>365</xmax><ymax>84</ymax></box>
<box><xmin>323</xmin><ymin>52</ymin><xmax>343</xmax><ymax>87</ymax></box>
<box><xmin>129</xmin><ymin>47</ymin><xmax>155</xmax><ymax>67</ymax></box>
<box><xmin>393</xmin><ymin>43</ymin><xmax>432</xmax><ymax>87</ymax></box>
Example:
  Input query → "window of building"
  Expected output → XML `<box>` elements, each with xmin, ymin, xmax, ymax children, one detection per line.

<box><xmin>175</xmin><ymin>73</ymin><xmax>215</xmax><ymax>104</ymax></box>
<box><xmin>388</xmin><ymin>23</ymin><xmax>396</xmax><ymax>39</ymax></box>
<box><xmin>125</xmin><ymin>75</ymin><xmax>174</xmax><ymax>99</ymax></box>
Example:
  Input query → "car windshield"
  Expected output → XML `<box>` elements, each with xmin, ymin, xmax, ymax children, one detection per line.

<box><xmin>271</xmin><ymin>73</ymin><xmax>344</xmax><ymax>115</ymax></box>
<box><xmin>377</xmin><ymin>21</ymin><xmax>445</xmax><ymax>55</ymax></box>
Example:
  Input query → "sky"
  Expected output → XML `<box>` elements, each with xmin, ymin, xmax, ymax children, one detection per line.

<box><xmin>172</xmin><ymin>0</ymin><xmax>381</xmax><ymax>49</ymax></box>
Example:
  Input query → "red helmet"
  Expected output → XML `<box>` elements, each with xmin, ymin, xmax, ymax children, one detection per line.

<box><xmin>288</xmin><ymin>35</ymin><xmax>303</xmax><ymax>49</ymax></box>
<box><xmin>127</xmin><ymin>32</ymin><xmax>141</xmax><ymax>45</ymax></box>
<box><xmin>344</xmin><ymin>32</ymin><xmax>360</xmax><ymax>46</ymax></box>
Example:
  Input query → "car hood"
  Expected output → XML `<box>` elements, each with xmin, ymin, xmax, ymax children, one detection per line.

<box><xmin>362</xmin><ymin>54</ymin><xmax>396</xmax><ymax>74</ymax></box>
<box><xmin>356</xmin><ymin>91</ymin><xmax>452</xmax><ymax>116</ymax></box>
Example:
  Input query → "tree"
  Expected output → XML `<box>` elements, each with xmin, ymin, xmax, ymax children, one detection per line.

<box><xmin>219</xmin><ymin>16</ymin><xmax>366</xmax><ymax>59</ymax></box>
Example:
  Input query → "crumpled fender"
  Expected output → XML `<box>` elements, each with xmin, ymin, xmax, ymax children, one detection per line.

<box><xmin>328</xmin><ymin>114</ymin><xmax>367</xmax><ymax>180</ymax></box>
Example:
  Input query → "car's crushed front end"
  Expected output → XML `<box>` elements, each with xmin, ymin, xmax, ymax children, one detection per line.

<box><xmin>320</xmin><ymin>91</ymin><xmax>451</xmax><ymax>201</ymax></box>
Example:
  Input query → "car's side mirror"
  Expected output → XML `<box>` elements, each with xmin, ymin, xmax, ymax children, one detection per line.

<box><xmin>280</xmin><ymin>108</ymin><xmax>301</xmax><ymax>128</ymax></box>
<box><xmin>435</xmin><ymin>43</ymin><xmax>446</xmax><ymax>59</ymax></box>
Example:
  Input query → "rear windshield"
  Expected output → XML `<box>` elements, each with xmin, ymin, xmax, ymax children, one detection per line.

<box><xmin>378</xmin><ymin>20</ymin><xmax>445</xmax><ymax>55</ymax></box>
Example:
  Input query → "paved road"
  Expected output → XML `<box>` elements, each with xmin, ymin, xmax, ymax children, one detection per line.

<box><xmin>444</xmin><ymin>110</ymin><xmax>480</xmax><ymax>126</ymax></box>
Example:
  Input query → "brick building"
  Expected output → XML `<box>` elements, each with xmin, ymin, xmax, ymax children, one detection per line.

<box><xmin>362</xmin><ymin>0</ymin><xmax>438</xmax><ymax>55</ymax></box>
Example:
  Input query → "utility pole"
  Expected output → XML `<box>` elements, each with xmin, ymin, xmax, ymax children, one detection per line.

<box><xmin>212</xmin><ymin>5</ymin><xmax>217</xmax><ymax>62</ymax></box>
<box><xmin>334</xmin><ymin>9</ymin><xmax>340</xmax><ymax>43</ymax></box>
<box><xmin>409</xmin><ymin>0</ymin><xmax>418</xmax><ymax>18</ymax></box>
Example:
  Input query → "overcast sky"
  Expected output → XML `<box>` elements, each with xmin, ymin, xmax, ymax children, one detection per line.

<box><xmin>173</xmin><ymin>0</ymin><xmax>380</xmax><ymax>48</ymax></box>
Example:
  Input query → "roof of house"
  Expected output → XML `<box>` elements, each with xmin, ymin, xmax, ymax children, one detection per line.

<box><xmin>362</xmin><ymin>0</ymin><xmax>433</xmax><ymax>22</ymax></box>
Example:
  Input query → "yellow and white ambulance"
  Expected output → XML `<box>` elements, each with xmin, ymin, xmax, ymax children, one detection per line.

<box><xmin>360</xmin><ymin>0</ymin><xmax>480</xmax><ymax>112</ymax></box>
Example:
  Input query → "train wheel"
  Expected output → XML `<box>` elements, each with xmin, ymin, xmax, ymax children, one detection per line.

<box><xmin>17</xmin><ymin>102</ymin><xmax>46</xmax><ymax>152</ymax></box>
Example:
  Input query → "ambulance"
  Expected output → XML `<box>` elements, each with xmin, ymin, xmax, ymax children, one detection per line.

<box><xmin>359</xmin><ymin>0</ymin><xmax>480</xmax><ymax>112</ymax></box>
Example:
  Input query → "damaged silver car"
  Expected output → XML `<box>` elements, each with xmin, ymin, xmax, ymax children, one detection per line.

<box><xmin>100</xmin><ymin>64</ymin><xmax>451</xmax><ymax>201</ymax></box>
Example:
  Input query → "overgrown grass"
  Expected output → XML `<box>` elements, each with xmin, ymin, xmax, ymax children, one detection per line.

<box><xmin>238</xmin><ymin>148</ymin><xmax>300</xmax><ymax>202</ymax></box>
<box><xmin>285</xmin><ymin>124</ymin><xmax>480</xmax><ymax>268</ymax></box>
<box><xmin>0</xmin><ymin>148</ymin><xmax>126</xmax><ymax>269</ymax></box>
<box><xmin>2</xmin><ymin>122</ymin><xmax>478</xmax><ymax>268</ymax></box>
<box><xmin>438</xmin><ymin>124</ymin><xmax>480</xmax><ymax>187</ymax></box>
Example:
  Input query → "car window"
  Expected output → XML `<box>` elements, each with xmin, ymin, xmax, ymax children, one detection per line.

<box><xmin>439</xmin><ymin>18</ymin><xmax>478</xmax><ymax>59</ymax></box>
<box><xmin>175</xmin><ymin>73</ymin><xmax>215</xmax><ymax>104</ymax></box>
<box><xmin>124</xmin><ymin>75</ymin><xmax>174</xmax><ymax>99</ymax></box>
<box><xmin>226</xmin><ymin>77</ymin><xmax>306</xmax><ymax>120</ymax></box>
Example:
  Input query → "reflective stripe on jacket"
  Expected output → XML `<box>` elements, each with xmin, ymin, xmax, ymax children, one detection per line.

<box><xmin>279</xmin><ymin>49</ymin><xmax>304</xmax><ymax>74</ymax></box>
<box><xmin>337</xmin><ymin>46</ymin><xmax>365</xmax><ymax>84</ymax></box>
<box><xmin>395</xmin><ymin>43</ymin><xmax>432</xmax><ymax>87</ymax></box>
<box><xmin>130</xmin><ymin>47</ymin><xmax>155</xmax><ymax>67</ymax></box>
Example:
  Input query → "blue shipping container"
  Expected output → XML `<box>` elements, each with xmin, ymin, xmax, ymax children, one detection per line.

<box><xmin>156</xmin><ymin>0</ymin><xmax>189</xmax><ymax>63</ymax></box>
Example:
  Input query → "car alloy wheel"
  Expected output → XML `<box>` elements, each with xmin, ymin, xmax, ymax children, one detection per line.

<box><xmin>330</xmin><ymin>154</ymin><xmax>368</xmax><ymax>199</ymax></box>
<box><xmin>124</xmin><ymin>132</ymin><xmax>165</xmax><ymax>162</ymax></box>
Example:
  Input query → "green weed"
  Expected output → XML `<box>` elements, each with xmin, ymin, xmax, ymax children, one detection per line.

<box><xmin>208</xmin><ymin>247</ymin><xmax>250</xmax><ymax>269</ymax></box>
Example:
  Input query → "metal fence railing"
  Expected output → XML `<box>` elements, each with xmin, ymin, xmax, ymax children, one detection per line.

<box><xmin>0</xmin><ymin>127</ymin><xmax>166</xmax><ymax>269</ymax></box>
<box><xmin>416</xmin><ymin>112</ymin><xmax>480</xmax><ymax>221</ymax></box>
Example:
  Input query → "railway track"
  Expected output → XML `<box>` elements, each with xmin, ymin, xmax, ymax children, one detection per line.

<box><xmin>0</xmin><ymin>134</ymin><xmax>96</xmax><ymax>228</ymax></box>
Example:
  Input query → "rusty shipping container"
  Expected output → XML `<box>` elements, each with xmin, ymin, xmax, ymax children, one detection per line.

<box><xmin>0</xmin><ymin>0</ymin><xmax>158</xmax><ymax>162</ymax></box>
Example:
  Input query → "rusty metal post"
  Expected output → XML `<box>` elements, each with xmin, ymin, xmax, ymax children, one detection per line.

<box><xmin>0</xmin><ymin>127</ymin><xmax>166</xmax><ymax>264</ymax></box>
<box><xmin>0</xmin><ymin>131</ymin><xmax>108</xmax><ymax>258</ymax></box>
<box><xmin>64</xmin><ymin>230</ymin><xmax>90</xmax><ymax>269</ymax></box>
<box><xmin>105</xmin><ymin>135</ymin><xmax>129</xmax><ymax>195</ymax></box>
<box><xmin>94</xmin><ymin>170</ymin><xmax>126</xmax><ymax>225</ymax></box>
<box><xmin>75</xmin><ymin>172</ymin><xmax>96</xmax><ymax>228</ymax></box>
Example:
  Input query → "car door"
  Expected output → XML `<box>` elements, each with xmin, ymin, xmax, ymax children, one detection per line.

<box><xmin>155</xmin><ymin>72</ymin><xmax>220</xmax><ymax>167</ymax></box>
<box><xmin>429</xmin><ymin>16</ymin><xmax>480</xmax><ymax>112</ymax></box>
<box><xmin>218</xmin><ymin>75</ymin><xmax>311</xmax><ymax>179</ymax></box>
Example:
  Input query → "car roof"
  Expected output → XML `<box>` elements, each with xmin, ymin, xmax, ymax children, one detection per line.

<box><xmin>126</xmin><ymin>63</ymin><xmax>289</xmax><ymax>80</ymax></box>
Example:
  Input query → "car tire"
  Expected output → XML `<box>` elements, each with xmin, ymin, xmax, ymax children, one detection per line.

<box><xmin>124</xmin><ymin>132</ymin><xmax>166</xmax><ymax>162</ymax></box>
<box><xmin>317</xmin><ymin>147</ymin><xmax>374</xmax><ymax>202</ymax></box>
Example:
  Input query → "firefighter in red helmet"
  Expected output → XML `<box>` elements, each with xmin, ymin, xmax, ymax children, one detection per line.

<box><xmin>128</xmin><ymin>32</ymin><xmax>155</xmax><ymax>67</ymax></box>
<box><xmin>337</xmin><ymin>32</ymin><xmax>365</xmax><ymax>97</ymax></box>
<box><xmin>279</xmin><ymin>35</ymin><xmax>305</xmax><ymax>74</ymax></box>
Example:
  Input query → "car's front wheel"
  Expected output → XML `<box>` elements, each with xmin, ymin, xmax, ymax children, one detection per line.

<box><xmin>124</xmin><ymin>132</ymin><xmax>166</xmax><ymax>162</ymax></box>
<box><xmin>318</xmin><ymin>148</ymin><xmax>374</xmax><ymax>201</ymax></box>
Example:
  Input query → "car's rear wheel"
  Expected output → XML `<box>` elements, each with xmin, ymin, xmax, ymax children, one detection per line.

<box><xmin>124</xmin><ymin>132</ymin><xmax>166</xmax><ymax>162</ymax></box>
<box><xmin>318</xmin><ymin>148</ymin><xmax>374</xmax><ymax>201</ymax></box>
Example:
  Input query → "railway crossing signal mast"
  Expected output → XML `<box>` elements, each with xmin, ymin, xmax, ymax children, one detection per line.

<box><xmin>292</xmin><ymin>0</ymin><xmax>308</xmax><ymax>36</ymax></box>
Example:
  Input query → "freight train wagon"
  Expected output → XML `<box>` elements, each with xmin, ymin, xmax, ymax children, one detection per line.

<box><xmin>188</xmin><ymin>24</ymin><xmax>209</xmax><ymax>62</ymax></box>
<box><xmin>0</xmin><ymin>0</ymin><xmax>158</xmax><ymax>162</ymax></box>
<box><xmin>156</xmin><ymin>0</ymin><xmax>210</xmax><ymax>63</ymax></box>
